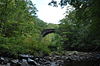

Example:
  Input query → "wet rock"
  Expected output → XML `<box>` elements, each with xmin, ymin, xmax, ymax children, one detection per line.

<box><xmin>0</xmin><ymin>57</ymin><xmax>9</xmax><ymax>64</ymax></box>
<box><xmin>10</xmin><ymin>59</ymin><xmax>21</xmax><ymax>66</ymax></box>
<box><xmin>6</xmin><ymin>63</ymin><xmax>10</xmax><ymax>66</ymax></box>
<box><xmin>10</xmin><ymin>59</ymin><xmax>19</xmax><ymax>64</ymax></box>
<box><xmin>34</xmin><ymin>57</ymin><xmax>40</xmax><ymax>62</ymax></box>
<box><xmin>94</xmin><ymin>54</ymin><xmax>100</xmax><ymax>59</ymax></box>
<box><xmin>56</xmin><ymin>60</ymin><xmax>64</xmax><ymax>65</ymax></box>
<box><xmin>1</xmin><ymin>52</ymin><xmax>100</xmax><ymax>66</ymax></box>
<box><xmin>50</xmin><ymin>62</ymin><xmax>56</xmax><ymax>66</ymax></box>
<box><xmin>19</xmin><ymin>54</ymin><xmax>41</xmax><ymax>66</ymax></box>
<box><xmin>27</xmin><ymin>58</ymin><xmax>40</xmax><ymax>66</ymax></box>
<box><xmin>21</xmin><ymin>59</ymin><xmax>29</xmax><ymax>66</ymax></box>
<box><xmin>19</xmin><ymin>54</ymin><xmax>34</xmax><ymax>58</ymax></box>
<box><xmin>44</xmin><ymin>61</ymin><xmax>51</xmax><ymax>66</ymax></box>
<box><xmin>0</xmin><ymin>57</ymin><xmax>5</xmax><ymax>64</ymax></box>
<box><xmin>19</xmin><ymin>54</ymin><xmax>34</xmax><ymax>61</ymax></box>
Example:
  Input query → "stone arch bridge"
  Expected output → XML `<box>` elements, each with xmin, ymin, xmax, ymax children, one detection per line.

<box><xmin>41</xmin><ymin>29</ymin><xmax>56</xmax><ymax>37</ymax></box>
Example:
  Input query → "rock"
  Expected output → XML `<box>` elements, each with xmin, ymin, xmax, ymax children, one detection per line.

<box><xmin>19</xmin><ymin>54</ymin><xmax>34</xmax><ymax>61</ymax></box>
<box><xmin>0</xmin><ymin>57</ymin><xmax>9</xmax><ymax>64</ymax></box>
<box><xmin>10</xmin><ymin>59</ymin><xmax>19</xmax><ymax>64</ymax></box>
<box><xmin>0</xmin><ymin>57</ymin><xmax>5</xmax><ymax>61</ymax></box>
<box><xmin>10</xmin><ymin>59</ymin><xmax>21</xmax><ymax>66</ymax></box>
<box><xmin>0</xmin><ymin>57</ymin><xmax>5</xmax><ymax>64</ymax></box>
<box><xmin>50</xmin><ymin>62</ymin><xmax>56</xmax><ymax>66</ymax></box>
<box><xmin>28</xmin><ymin>58</ymin><xmax>40</xmax><ymax>66</ymax></box>
<box><xmin>94</xmin><ymin>54</ymin><xmax>100</xmax><ymax>59</ymax></box>
<box><xmin>44</xmin><ymin>61</ymin><xmax>51</xmax><ymax>66</ymax></box>
<box><xmin>20</xmin><ymin>54</ymin><xmax>34</xmax><ymax>58</ymax></box>
<box><xmin>21</xmin><ymin>59</ymin><xmax>29</xmax><ymax>66</ymax></box>
<box><xmin>6</xmin><ymin>63</ymin><xmax>10</xmax><ymax>66</ymax></box>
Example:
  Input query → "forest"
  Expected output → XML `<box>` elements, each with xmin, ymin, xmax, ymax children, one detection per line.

<box><xmin>0</xmin><ymin>0</ymin><xmax>100</xmax><ymax>64</ymax></box>
<box><xmin>0</xmin><ymin>0</ymin><xmax>62</xmax><ymax>57</ymax></box>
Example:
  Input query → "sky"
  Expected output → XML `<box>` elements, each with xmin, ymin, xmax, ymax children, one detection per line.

<box><xmin>31</xmin><ymin>0</ymin><xmax>67</xmax><ymax>24</ymax></box>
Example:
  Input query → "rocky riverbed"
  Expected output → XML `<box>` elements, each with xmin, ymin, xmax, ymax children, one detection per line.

<box><xmin>0</xmin><ymin>51</ymin><xmax>100</xmax><ymax>66</ymax></box>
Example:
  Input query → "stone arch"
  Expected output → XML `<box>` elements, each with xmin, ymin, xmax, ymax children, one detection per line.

<box><xmin>41</xmin><ymin>29</ymin><xmax>55</xmax><ymax>37</ymax></box>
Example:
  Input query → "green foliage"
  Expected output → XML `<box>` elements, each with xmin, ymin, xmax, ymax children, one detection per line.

<box><xmin>0</xmin><ymin>0</ymin><xmax>99</xmax><ymax>57</ymax></box>
<box><xmin>59</xmin><ymin>0</ymin><xmax>100</xmax><ymax>51</ymax></box>
<box><xmin>0</xmin><ymin>0</ymin><xmax>63</xmax><ymax>56</ymax></box>
<box><xmin>0</xmin><ymin>0</ymin><xmax>52</xmax><ymax>57</ymax></box>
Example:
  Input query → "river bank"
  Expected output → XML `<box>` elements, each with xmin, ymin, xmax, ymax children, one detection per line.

<box><xmin>0</xmin><ymin>51</ymin><xmax>100</xmax><ymax>66</ymax></box>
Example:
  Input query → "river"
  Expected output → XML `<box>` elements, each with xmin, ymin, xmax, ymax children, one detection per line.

<box><xmin>0</xmin><ymin>52</ymin><xmax>100</xmax><ymax>66</ymax></box>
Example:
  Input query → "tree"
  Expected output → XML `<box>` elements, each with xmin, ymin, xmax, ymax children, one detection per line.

<box><xmin>51</xmin><ymin>0</ymin><xmax>100</xmax><ymax>51</ymax></box>
<box><xmin>0</xmin><ymin>0</ymin><xmax>50</xmax><ymax>56</ymax></box>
